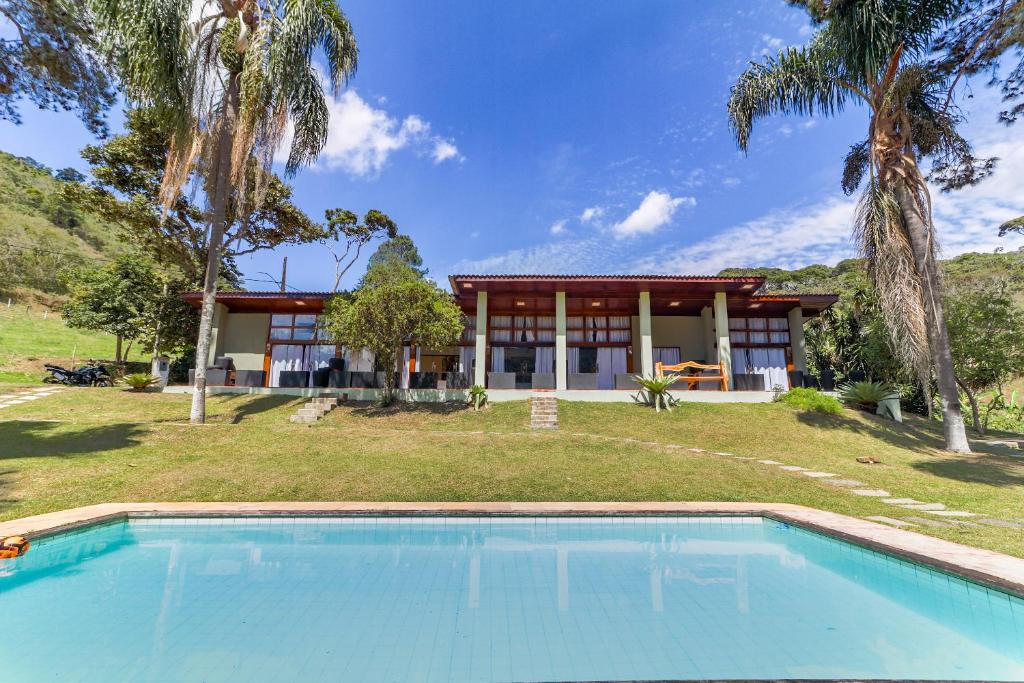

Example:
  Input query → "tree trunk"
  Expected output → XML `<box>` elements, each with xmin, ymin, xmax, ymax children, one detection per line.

<box><xmin>892</xmin><ymin>181</ymin><xmax>971</xmax><ymax>453</ymax></box>
<box><xmin>190</xmin><ymin>79</ymin><xmax>239</xmax><ymax>424</ymax></box>
<box><xmin>957</xmin><ymin>378</ymin><xmax>984</xmax><ymax>436</ymax></box>
<box><xmin>379</xmin><ymin>347</ymin><xmax>399</xmax><ymax>406</ymax></box>
<box><xmin>115</xmin><ymin>335</ymin><xmax>123</xmax><ymax>364</ymax></box>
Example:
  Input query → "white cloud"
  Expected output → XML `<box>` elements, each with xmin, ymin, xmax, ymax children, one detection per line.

<box><xmin>580</xmin><ymin>206</ymin><xmax>605</xmax><ymax>223</ymax></box>
<box><xmin>276</xmin><ymin>89</ymin><xmax>461</xmax><ymax>176</ymax></box>
<box><xmin>722</xmin><ymin>177</ymin><xmax>742</xmax><ymax>187</ymax></box>
<box><xmin>432</xmin><ymin>139</ymin><xmax>462</xmax><ymax>164</ymax></box>
<box><xmin>549</xmin><ymin>219</ymin><xmax>567</xmax><ymax>236</ymax></box>
<box><xmin>451</xmin><ymin>238</ymin><xmax>617</xmax><ymax>275</ymax></box>
<box><xmin>612</xmin><ymin>191</ymin><xmax>696</xmax><ymax>239</ymax></box>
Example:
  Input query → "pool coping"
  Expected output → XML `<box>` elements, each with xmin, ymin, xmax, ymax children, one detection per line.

<box><xmin>2</xmin><ymin>501</ymin><xmax>1023</xmax><ymax>598</ymax></box>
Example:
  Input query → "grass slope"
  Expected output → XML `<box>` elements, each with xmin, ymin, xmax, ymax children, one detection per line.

<box><xmin>0</xmin><ymin>151</ymin><xmax>125</xmax><ymax>300</ymax></box>
<box><xmin>0</xmin><ymin>306</ymin><xmax>146</xmax><ymax>383</ymax></box>
<box><xmin>1</xmin><ymin>390</ymin><xmax>1021</xmax><ymax>557</ymax></box>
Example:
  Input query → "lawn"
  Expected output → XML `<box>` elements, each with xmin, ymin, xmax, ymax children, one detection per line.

<box><xmin>0</xmin><ymin>306</ymin><xmax>146</xmax><ymax>383</ymax></box>
<box><xmin>0</xmin><ymin>388</ymin><xmax>1022</xmax><ymax>557</ymax></box>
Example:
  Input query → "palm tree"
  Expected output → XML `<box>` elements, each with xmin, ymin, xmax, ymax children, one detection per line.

<box><xmin>90</xmin><ymin>0</ymin><xmax>357</xmax><ymax>423</ymax></box>
<box><xmin>727</xmin><ymin>0</ymin><xmax>992</xmax><ymax>453</ymax></box>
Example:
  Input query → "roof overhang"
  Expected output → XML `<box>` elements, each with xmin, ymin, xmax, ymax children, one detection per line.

<box><xmin>183</xmin><ymin>291</ymin><xmax>331</xmax><ymax>313</ymax></box>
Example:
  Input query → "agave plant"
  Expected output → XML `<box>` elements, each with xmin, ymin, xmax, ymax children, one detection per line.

<box><xmin>468</xmin><ymin>384</ymin><xmax>488</xmax><ymax>412</ymax></box>
<box><xmin>121</xmin><ymin>373</ymin><xmax>161</xmax><ymax>392</ymax></box>
<box><xmin>633</xmin><ymin>375</ymin><xmax>680</xmax><ymax>413</ymax></box>
<box><xmin>839</xmin><ymin>380</ymin><xmax>898</xmax><ymax>412</ymax></box>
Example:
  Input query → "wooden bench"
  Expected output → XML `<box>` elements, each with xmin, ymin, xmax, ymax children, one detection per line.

<box><xmin>655</xmin><ymin>361</ymin><xmax>729</xmax><ymax>392</ymax></box>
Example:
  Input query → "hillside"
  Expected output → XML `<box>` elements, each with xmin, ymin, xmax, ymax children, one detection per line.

<box><xmin>0</xmin><ymin>151</ymin><xmax>126</xmax><ymax>303</ymax></box>
<box><xmin>718</xmin><ymin>249</ymin><xmax>1024</xmax><ymax>300</ymax></box>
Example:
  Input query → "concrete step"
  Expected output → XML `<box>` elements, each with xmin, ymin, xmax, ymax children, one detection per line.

<box><xmin>289</xmin><ymin>415</ymin><xmax>318</xmax><ymax>424</ymax></box>
<box><xmin>297</xmin><ymin>408</ymin><xmax>323</xmax><ymax>418</ymax></box>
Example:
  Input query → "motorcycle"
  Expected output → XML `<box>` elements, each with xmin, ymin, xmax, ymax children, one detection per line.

<box><xmin>43</xmin><ymin>362</ymin><xmax>113</xmax><ymax>387</ymax></box>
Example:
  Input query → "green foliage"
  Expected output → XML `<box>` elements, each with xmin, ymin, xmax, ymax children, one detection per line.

<box><xmin>367</xmin><ymin>234</ymin><xmax>427</xmax><ymax>276</ymax></box>
<box><xmin>58</xmin><ymin>255</ymin><xmax>197</xmax><ymax>361</ymax></box>
<box><xmin>322</xmin><ymin>262</ymin><xmax>464</xmax><ymax>406</ymax></box>
<box><xmin>121</xmin><ymin>373</ymin><xmax>160</xmax><ymax>391</ymax></box>
<box><xmin>0</xmin><ymin>0</ymin><xmax>115</xmax><ymax>135</ymax></box>
<box><xmin>946</xmin><ymin>280</ymin><xmax>1024</xmax><ymax>395</ymax></box>
<box><xmin>775</xmin><ymin>387</ymin><xmax>842</xmax><ymax>414</ymax></box>
<box><xmin>469</xmin><ymin>385</ymin><xmax>488</xmax><ymax>411</ymax></box>
<box><xmin>632</xmin><ymin>375</ymin><xmax>680</xmax><ymax>413</ymax></box>
<box><xmin>323</xmin><ymin>208</ymin><xmax>399</xmax><ymax>290</ymax></box>
<box><xmin>839</xmin><ymin>380</ymin><xmax>898</xmax><ymax>412</ymax></box>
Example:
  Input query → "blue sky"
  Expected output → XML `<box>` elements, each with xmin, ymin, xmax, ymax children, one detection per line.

<box><xmin>2</xmin><ymin>0</ymin><xmax>1021</xmax><ymax>292</ymax></box>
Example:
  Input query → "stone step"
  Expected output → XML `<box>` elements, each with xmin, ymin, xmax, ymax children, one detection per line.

<box><xmin>302</xmin><ymin>404</ymin><xmax>326</xmax><ymax>415</ymax></box>
<box><xmin>289</xmin><ymin>415</ymin><xmax>318</xmax><ymax>424</ymax></box>
<box><xmin>297</xmin><ymin>408</ymin><xmax>323</xmax><ymax>418</ymax></box>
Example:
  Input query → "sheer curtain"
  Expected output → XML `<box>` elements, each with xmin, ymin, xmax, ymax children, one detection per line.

<box><xmin>568</xmin><ymin>347</ymin><xmax>580</xmax><ymax>374</ymax></box>
<box><xmin>304</xmin><ymin>344</ymin><xmax>336</xmax><ymax>387</ymax></box>
<box><xmin>595</xmin><ymin>348</ymin><xmax>625</xmax><ymax>389</ymax></box>
<box><xmin>269</xmin><ymin>345</ymin><xmax>303</xmax><ymax>387</ymax></box>
<box><xmin>459</xmin><ymin>347</ymin><xmax>475</xmax><ymax>374</ymax></box>
<box><xmin>491</xmin><ymin>346</ymin><xmax>505</xmax><ymax>373</ymax></box>
<box><xmin>535</xmin><ymin>347</ymin><xmax>554</xmax><ymax>374</ymax></box>
<box><xmin>401</xmin><ymin>346</ymin><xmax>411</xmax><ymax>389</ymax></box>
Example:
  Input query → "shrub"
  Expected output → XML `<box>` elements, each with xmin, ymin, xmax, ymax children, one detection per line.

<box><xmin>121</xmin><ymin>373</ymin><xmax>160</xmax><ymax>392</ymax></box>
<box><xmin>633</xmin><ymin>374</ymin><xmax>680</xmax><ymax>413</ymax></box>
<box><xmin>776</xmin><ymin>387</ymin><xmax>842</xmax><ymax>414</ymax></box>
<box><xmin>468</xmin><ymin>384</ymin><xmax>487</xmax><ymax>411</ymax></box>
<box><xmin>839</xmin><ymin>380</ymin><xmax>897</xmax><ymax>412</ymax></box>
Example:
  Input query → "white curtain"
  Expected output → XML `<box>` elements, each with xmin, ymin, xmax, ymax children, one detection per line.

<box><xmin>491</xmin><ymin>346</ymin><xmax>505</xmax><ymax>373</ymax></box>
<box><xmin>535</xmin><ymin>347</ymin><xmax>554</xmax><ymax>374</ymax></box>
<box><xmin>304</xmin><ymin>344</ymin><xmax>336</xmax><ymax>387</ymax></box>
<box><xmin>415</xmin><ymin>347</ymin><xmax>421</xmax><ymax>371</ymax></box>
<box><xmin>595</xmin><ymin>348</ymin><xmax>627</xmax><ymax>389</ymax></box>
<box><xmin>568</xmin><ymin>347</ymin><xmax>580</xmax><ymax>374</ymax></box>
<box><xmin>653</xmin><ymin>347</ymin><xmax>681</xmax><ymax>366</ymax></box>
<box><xmin>269</xmin><ymin>345</ymin><xmax>304</xmax><ymax>387</ymax></box>
<box><xmin>734</xmin><ymin>348</ymin><xmax>789</xmax><ymax>392</ymax></box>
<box><xmin>765</xmin><ymin>348</ymin><xmax>789</xmax><ymax>390</ymax></box>
<box><xmin>459</xmin><ymin>347</ymin><xmax>476</xmax><ymax>374</ymax></box>
<box><xmin>343</xmin><ymin>347</ymin><xmax>374</xmax><ymax>372</ymax></box>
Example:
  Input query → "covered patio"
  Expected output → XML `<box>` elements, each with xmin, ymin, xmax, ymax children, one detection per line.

<box><xmin>448</xmin><ymin>275</ymin><xmax>837</xmax><ymax>393</ymax></box>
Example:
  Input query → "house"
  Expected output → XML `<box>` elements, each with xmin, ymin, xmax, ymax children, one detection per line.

<box><xmin>184</xmin><ymin>274</ymin><xmax>837</xmax><ymax>396</ymax></box>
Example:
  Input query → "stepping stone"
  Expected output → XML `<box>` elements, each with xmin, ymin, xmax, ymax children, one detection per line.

<box><xmin>925</xmin><ymin>510</ymin><xmax>978</xmax><ymax>517</ymax></box>
<box><xmin>974</xmin><ymin>518</ymin><xmax>1024</xmax><ymax>529</ymax></box>
<box><xmin>758</xmin><ymin>460</ymin><xmax>782</xmax><ymax>465</ymax></box>
<box><xmin>779</xmin><ymin>465</ymin><xmax>808</xmax><ymax>471</ymax></box>
<box><xmin>800</xmin><ymin>471</ymin><xmax>836</xmax><ymax>478</ymax></box>
<box><xmin>866</xmin><ymin>516</ymin><xmax>918</xmax><ymax>528</ymax></box>
<box><xmin>734</xmin><ymin>457</ymin><xmax>756</xmax><ymax>460</ymax></box>
<box><xmin>903</xmin><ymin>516</ymin><xmax>954</xmax><ymax>528</ymax></box>
<box><xmin>688</xmin><ymin>448</ymin><xmax>705</xmax><ymax>453</ymax></box>
<box><xmin>822</xmin><ymin>479</ymin><xmax>866</xmax><ymax>488</ymax></box>
<box><xmin>713</xmin><ymin>452</ymin><xmax>734</xmax><ymax>456</ymax></box>
<box><xmin>899</xmin><ymin>502</ymin><xmax>946</xmax><ymax>511</ymax></box>
<box><xmin>851</xmin><ymin>489</ymin><xmax>891</xmax><ymax>497</ymax></box>
<box><xmin>882</xmin><ymin>498</ymin><xmax>920</xmax><ymax>505</ymax></box>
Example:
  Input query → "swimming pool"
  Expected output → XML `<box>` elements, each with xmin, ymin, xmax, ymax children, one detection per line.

<box><xmin>1</xmin><ymin>516</ymin><xmax>1022</xmax><ymax>681</ymax></box>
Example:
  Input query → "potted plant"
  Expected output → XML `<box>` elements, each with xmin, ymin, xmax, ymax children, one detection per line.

<box><xmin>121</xmin><ymin>373</ymin><xmax>161</xmax><ymax>392</ymax></box>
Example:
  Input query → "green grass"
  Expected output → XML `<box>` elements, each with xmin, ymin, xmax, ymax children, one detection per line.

<box><xmin>0</xmin><ymin>306</ymin><xmax>146</xmax><ymax>383</ymax></box>
<box><xmin>1</xmin><ymin>390</ymin><xmax>1022</xmax><ymax>558</ymax></box>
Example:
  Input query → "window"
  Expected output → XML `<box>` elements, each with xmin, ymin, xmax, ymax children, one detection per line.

<box><xmin>489</xmin><ymin>315</ymin><xmax>555</xmax><ymax>345</ymax></box>
<box><xmin>269</xmin><ymin>314</ymin><xmax>326</xmax><ymax>341</ymax></box>
<box><xmin>566</xmin><ymin>315</ymin><xmax>631</xmax><ymax>344</ymax></box>
<box><xmin>728</xmin><ymin>317</ymin><xmax>789</xmax><ymax>346</ymax></box>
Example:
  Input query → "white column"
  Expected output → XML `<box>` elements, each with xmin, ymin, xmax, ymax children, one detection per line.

<box><xmin>713</xmin><ymin>292</ymin><xmax>733</xmax><ymax>390</ymax></box>
<box><xmin>788</xmin><ymin>306</ymin><xmax>807</xmax><ymax>373</ymax></box>
<box><xmin>207</xmin><ymin>303</ymin><xmax>228</xmax><ymax>367</ymax></box>
<box><xmin>639</xmin><ymin>291</ymin><xmax>654</xmax><ymax>378</ymax></box>
<box><xmin>555</xmin><ymin>291</ymin><xmax>567</xmax><ymax>391</ymax></box>
<box><xmin>474</xmin><ymin>291</ymin><xmax>488</xmax><ymax>387</ymax></box>
<box><xmin>700</xmin><ymin>306</ymin><xmax>715</xmax><ymax>363</ymax></box>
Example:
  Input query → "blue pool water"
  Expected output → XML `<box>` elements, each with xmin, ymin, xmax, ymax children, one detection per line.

<box><xmin>1</xmin><ymin>516</ymin><xmax>1022</xmax><ymax>682</ymax></box>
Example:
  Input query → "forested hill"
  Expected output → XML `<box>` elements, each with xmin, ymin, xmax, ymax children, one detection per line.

<box><xmin>0</xmin><ymin>151</ymin><xmax>125</xmax><ymax>303</ymax></box>
<box><xmin>718</xmin><ymin>249</ymin><xmax>1024</xmax><ymax>302</ymax></box>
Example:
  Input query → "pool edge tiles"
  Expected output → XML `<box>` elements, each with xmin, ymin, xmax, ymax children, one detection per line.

<box><xmin>1</xmin><ymin>501</ymin><xmax>1023</xmax><ymax>598</ymax></box>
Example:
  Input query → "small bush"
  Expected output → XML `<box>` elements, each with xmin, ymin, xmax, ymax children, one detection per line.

<box><xmin>776</xmin><ymin>388</ymin><xmax>842</xmax><ymax>414</ymax></box>
<box><xmin>121</xmin><ymin>373</ymin><xmax>160</xmax><ymax>391</ymax></box>
<box><xmin>839</xmin><ymin>380</ymin><xmax>897</xmax><ymax>412</ymax></box>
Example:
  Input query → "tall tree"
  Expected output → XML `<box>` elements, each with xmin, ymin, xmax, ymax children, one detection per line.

<box><xmin>0</xmin><ymin>0</ymin><xmax>115</xmax><ymax>135</ymax></box>
<box><xmin>90</xmin><ymin>0</ymin><xmax>358</xmax><ymax>423</ymax></box>
<box><xmin>65</xmin><ymin>107</ymin><xmax>322</xmax><ymax>287</ymax></box>
<box><xmin>728</xmin><ymin>0</ymin><xmax>990</xmax><ymax>452</ymax></box>
<box><xmin>367</xmin><ymin>234</ymin><xmax>427</xmax><ymax>275</ymax></box>
<box><xmin>323</xmin><ymin>208</ymin><xmax>397</xmax><ymax>291</ymax></box>
<box><xmin>322</xmin><ymin>261</ymin><xmax>464</xmax><ymax>406</ymax></box>
<box><xmin>945</xmin><ymin>280</ymin><xmax>1024</xmax><ymax>434</ymax></box>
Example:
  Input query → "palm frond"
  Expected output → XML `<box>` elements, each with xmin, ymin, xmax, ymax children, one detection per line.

<box><xmin>853</xmin><ymin>179</ymin><xmax>931</xmax><ymax>385</ymax></box>
<box><xmin>728</xmin><ymin>43</ymin><xmax>851</xmax><ymax>150</ymax></box>
<box><xmin>841</xmin><ymin>139</ymin><xmax>870</xmax><ymax>195</ymax></box>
